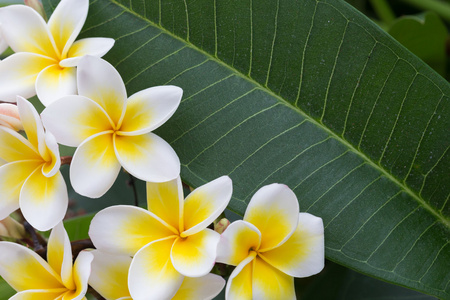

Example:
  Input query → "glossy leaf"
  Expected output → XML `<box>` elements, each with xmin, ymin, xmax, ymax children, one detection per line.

<box><xmin>43</xmin><ymin>0</ymin><xmax>449</xmax><ymax>298</ymax></box>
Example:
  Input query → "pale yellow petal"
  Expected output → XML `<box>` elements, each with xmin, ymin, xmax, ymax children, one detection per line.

<box><xmin>182</xmin><ymin>176</ymin><xmax>232</xmax><ymax>236</ymax></box>
<box><xmin>47</xmin><ymin>0</ymin><xmax>88</xmax><ymax>57</ymax></box>
<box><xmin>226</xmin><ymin>253</ymin><xmax>256</xmax><ymax>300</ymax></box>
<box><xmin>244</xmin><ymin>184</ymin><xmax>299</xmax><ymax>251</ymax></box>
<box><xmin>35</xmin><ymin>64</ymin><xmax>77</xmax><ymax>106</ymax></box>
<box><xmin>259</xmin><ymin>213</ymin><xmax>324</xmax><ymax>277</ymax></box>
<box><xmin>129</xmin><ymin>237</ymin><xmax>183</xmax><ymax>300</ymax></box>
<box><xmin>41</xmin><ymin>95</ymin><xmax>114</xmax><ymax>147</ymax></box>
<box><xmin>173</xmin><ymin>274</ymin><xmax>225</xmax><ymax>300</ymax></box>
<box><xmin>64</xmin><ymin>251</ymin><xmax>92</xmax><ymax>300</ymax></box>
<box><xmin>251</xmin><ymin>257</ymin><xmax>295</xmax><ymax>300</ymax></box>
<box><xmin>0</xmin><ymin>161</ymin><xmax>41</xmax><ymax>220</ymax></box>
<box><xmin>119</xmin><ymin>86</ymin><xmax>182</xmax><ymax>135</ymax></box>
<box><xmin>20</xmin><ymin>169</ymin><xmax>68</xmax><ymax>231</ymax></box>
<box><xmin>0</xmin><ymin>126</ymin><xmax>40</xmax><ymax>163</ymax></box>
<box><xmin>10</xmin><ymin>289</ymin><xmax>67</xmax><ymax>300</ymax></box>
<box><xmin>0</xmin><ymin>5</ymin><xmax>58</xmax><ymax>58</ymax></box>
<box><xmin>70</xmin><ymin>132</ymin><xmax>120</xmax><ymax>198</ymax></box>
<box><xmin>0</xmin><ymin>242</ymin><xmax>64</xmax><ymax>291</ymax></box>
<box><xmin>89</xmin><ymin>205</ymin><xmax>175</xmax><ymax>256</ymax></box>
<box><xmin>0</xmin><ymin>53</ymin><xmax>55</xmax><ymax>102</ymax></box>
<box><xmin>47</xmin><ymin>223</ymin><xmax>75</xmax><ymax>291</ymax></box>
<box><xmin>77</xmin><ymin>56</ymin><xmax>127</xmax><ymax>125</ymax></box>
<box><xmin>216</xmin><ymin>220</ymin><xmax>261</xmax><ymax>266</ymax></box>
<box><xmin>88</xmin><ymin>250</ymin><xmax>131</xmax><ymax>300</ymax></box>
<box><xmin>146</xmin><ymin>177</ymin><xmax>183</xmax><ymax>233</ymax></box>
<box><xmin>171</xmin><ymin>229</ymin><xmax>220</xmax><ymax>277</ymax></box>
<box><xmin>114</xmin><ymin>133</ymin><xmax>180</xmax><ymax>183</ymax></box>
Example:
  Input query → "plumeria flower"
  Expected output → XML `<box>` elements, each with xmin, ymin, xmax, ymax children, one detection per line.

<box><xmin>0</xmin><ymin>222</ymin><xmax>93</xmax><ymax>299</ymax></box>
<box><xmin>0</xmin><ymin>216</ymin><xmax>25</xmax><ymax>239</ymax></box>
<box><xmin>42</xmin><ymin>55</ymin><xmax>182</xmax><ymax>198</ymax></box>
<box><xmin>89</xmin><ymin>250</ymin><xmax>226</xmax><ymax>300</ymax></box>
<box><xmin>0</xmin><ymin>103</ymin><xmax>23</xmax><ymax>131</ymax></box>
<box><xmin>89</xmin><ymin>176</ymin><xmax>232</xmax><ymax>299</ymax></box>
<box><xmin>216</xmin><ymin>184</ymin><xmax>324</xmax><ymax>299</ymax></box>
<box><xmin>0</xmin><ymin>0</ymin><xmax>114</xmax><ymax>105</ymax></box>
<box><xmin>0</xmin><ymin>97</ymin><xmax>68</xmax><ymax>231</ymax></box>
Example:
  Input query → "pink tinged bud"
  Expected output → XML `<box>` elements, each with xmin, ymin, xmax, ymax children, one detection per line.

<box><xmin>0</xmin><ymin>103</ymin><xmax>23</xmax><ymax>131</ymax></box>
<box><xmin>24</xmin><ymin>0</ymin><xmax>47</xmax><ymax>20</ymax></box>
<box><xmin>0</xmin><ymin>217</ymin><xmax>26</xmax><ymax>239</ymax></box>
<box><xmin>215</xmin><ymin>218</ymin><xmax>230</xmax><ymax>234</ymax></box>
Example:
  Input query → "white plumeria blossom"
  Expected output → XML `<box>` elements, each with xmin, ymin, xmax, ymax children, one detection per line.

<box><xmin>0</xmin><ymin>29</ymin><xmax>7</xmax><ymax>56</ymax></box>
<box><xmin>89</xmin><ymin>250</ymin><xmax>226</xmax><ymax>300</ymax></box>
<box><xmin>216</xmin><ymin>183</ymin><xmax>325</xmax><ymax>299</ymax></box>
<box><xmin>0</xmin><ymin>0</ymin><xmax>114</xmax><ymax>105</ymax></box>
<box><xmin>0</xmin><ymin>222</ymin><xmax>93</xmax><ymax>299</ymax></box>
<box><xmin>89</xmin><ymin>176</ymin><xmax>232</xmax><ymax>300</ymax></box>
<box><xmin>0</xmin><ymin>97</ymin><xmax>68</xmax><ymax>231</ymax></box>
<box><xmin>42</xmin><ymin>55</ymin><xmax>182</xmax><ymax>198</ymax></box>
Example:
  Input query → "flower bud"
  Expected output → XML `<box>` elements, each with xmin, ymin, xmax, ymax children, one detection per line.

<box><xmin>0</xmin><ymin>216</ymin><xmax>26</xmax><ymax>239</ymax></box>
<box><xmin>24</xmin><ymin>0</ymin><xmax>47</xmax><ymax>20</ymax></box>
<box><xmin>214</xmin><ymin>218</ymin><xmax>230</xmax><ymax>234</ymax></box>
<box><xmin>0</xmin><ymin>103</ymin><xmax>23</xmax><ymax>131</ymax></box>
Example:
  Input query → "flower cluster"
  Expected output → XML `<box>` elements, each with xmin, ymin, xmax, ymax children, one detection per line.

<box><xmin>0</xmin><ymin>0</ymin><xmax>325</xmax><ymax>299</ymax></box>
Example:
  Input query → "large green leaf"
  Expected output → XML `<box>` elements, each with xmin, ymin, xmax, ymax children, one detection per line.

<box><xmin>44</xmin><ymin>0</ymin><xmax>450</xmax><ymax>297</ymax></box>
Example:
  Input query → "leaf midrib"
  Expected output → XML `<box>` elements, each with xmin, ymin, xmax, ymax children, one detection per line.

<box><xmin>108</xmin><ymin>0</ymin><xmax>449</xmax><ymax>228</ymax></box>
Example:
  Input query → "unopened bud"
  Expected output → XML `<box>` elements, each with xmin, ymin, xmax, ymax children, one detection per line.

<box><xmin>0</xmin><ymin>217</ymin><xmax>26</xmax><ymax>239</ymax></box>
<box><xmin>24</xmin><ymin>0</ymin><xmax>47</xmax><ymax>20</ymax></box>
<box><xmin>0</xmin><ymin>103</ymin><xmax>23</xmax><ymax>131</ymax></box>
<box><xmin>214</xmin><ymin>218</ymin><xmax>230</xmax><ymax>234</ymax></box>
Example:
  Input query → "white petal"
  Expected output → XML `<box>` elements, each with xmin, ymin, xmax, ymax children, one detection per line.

<box><xmin>89</xmin><ymin>250</ymin><xmax>132</xmax><ymax>300</ymax></box>
<box><xmin>0</xmin><ymin>161</ymin><xmax>40</xmax><ymax>220</ymax></box>
<box><xmin>0</xmin><ymin>103</ymin><xmax>22</xmax><ymax>131</ymax></box>
<box><xmin>216</xmin><ymin>220</ymin><xmax>261</xmax><ymax>266</ymax></box>
<box><xmin>173</xmin><ymin>273</ymin><xmax>225</xmax><ymax>300</ymax></box>
<box><xmin>47</xmin><ymin>223</ymin><xmax>74</xmax><ymax>290</ymax></box>
<box><xmin>0</xmin><ymin>241</ymin><xmax>63</xmax><ymax>291</ymax></box>
<box><xmin>47</xmin><ymin>0</ymin><xmax>89</xmax><ymax>57</ymax></box>
<box><xmin>146</xmin><ymin>177</ymin><xmax>183</xmax><ymax>233</ymax></box>
<box><xmin>171</xmin><ymin>229</ymin><xmax>220</xmax><ymax>277</ymax></box>
<box><xmin>77</xmin><ymin>56</ymin><xmax>127</xmax><ymax>125</ymax></box>
<box><xmin>260</xmin><ymin>213</ymin><xmax>325</xmax><ymax>278</ymax></box>
<box><xmin>129</xmin><ymin>238</ymin><xmax>184</xmax><ymax>300</ymax></box>
<box><xmin>182</xmin><ymin>176</ymin><xmax>232</xmax><ymax>236</ymax></box>
<box><xmin>114</xmin><ymin>132</ymin><xmax>180</xmax><ymax>183</ymax></box>
<box><xmin>41</xmin><ymin>95</ymin><xmax>113</xmax><ymax>147</ymax></box>
<box><xmin>35</xmin><ymin>64</ymin><xmax>77</xmax><ymax>106</ymax></box>
<box><xmin>225</xmin><ymin>252</ymin><xmax>256</xmax><ymax>300</ymax></box>
<box><xmin>69</xmin><ymin>250</ymin><xmax>93</xmax><ymax>300</ymax></box>
<box><xmin>20</xmin><ymin>169</ymin><xmax>68</xmax><ymax>231</ymax></box>
<box><xmin>0</xmin><ymin>5</ymin><xmax>58</xmax><ymax>58</ymax></box>
<box><xmin>119</xmin><ymin>86</ymin><xmax>182</xmax><ymax>135</ymax></box>
<box><xmin>61</xmin><ymin>37</ymin><xmax>115</xmax><ymax>67</ymax></box>
<box><xmin>89</xmin><ymin>205</ymin><xmax>175</xmax><ymax>256</ymax></box>
<box><xmin>244</xmin><ymin>183</ymin><xmax>299</xmax><ymax>251</ymax></box>
<box><xmin>0</xmin><ymin>33</ymin><xmax>7</xmax><ymax>55</ymax></box>
<box><xmin>0</xmin><ymin>53</ymin><xmax>55</xmax><ymax>102</ymax></box>
<box><xmin>69</xmin><ymin>131</ymin><xmax>120</xmax><ymax>198</ymax></box>
<box><xmin>252</xmin><ymin>257</ymin><xmax>295</xmax><ymax>299</ymax></box>
<box><xmin>16</xmin><ymin>96</ymin><xmax>45</xmax><ymax>156</ymax></box>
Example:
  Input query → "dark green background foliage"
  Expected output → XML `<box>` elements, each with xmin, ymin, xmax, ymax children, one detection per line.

<box><xmin>42</xmin><ymin>0</ymin><xmax>449</xmax><ymax>298</ymax></box>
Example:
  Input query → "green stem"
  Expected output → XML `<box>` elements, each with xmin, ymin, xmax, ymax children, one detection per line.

<box><xmin>399</xmin><ymin>0</ymin><xmax>450</xmax><ymax>22</ymax></box>
<box><xmin>370</xmin><ymin>0</ymin><xmax>396</xmax><ymax>25</ymax></box>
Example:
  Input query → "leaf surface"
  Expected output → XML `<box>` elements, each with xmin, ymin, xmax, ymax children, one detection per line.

<box><xmin>43</xmin><ymin>0</ymin><xmax>450</xmax><ymax>297</ymax></box>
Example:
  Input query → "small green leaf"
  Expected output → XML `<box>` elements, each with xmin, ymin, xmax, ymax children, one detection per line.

<box><xmin>0</xmin><ymin>277</ymin><xmax>15</xmax><ymax>300</ymax></box>
<box><xmin>388</xmin><ymin>12</ymin><xmax>448</xmax><ymax>76</ymax></box>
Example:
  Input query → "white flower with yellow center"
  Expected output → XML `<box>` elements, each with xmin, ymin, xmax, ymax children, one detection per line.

<box><xmin>89</xmin><ymin>250</ymin><xmax>226</xmax><ymax>300</ymax></box>
<box><xmin>0</xmin><ymin>97</ymin><xmax>67</xmax><ymax>231</ymax></box>
<box><xmin>216</xmin><ymin>184</ymin><xmax>325</xmax><ymax>299</ymax></box>
<box><xmin>0</xmin><ymin>222</ymin><xmax>93</xmax><ymax>299</ymax></box>
<box><xmin>42</xmin><ymin>55</ymin><xmax>182</xmax><ymax>198</ymax></box>
<box><xmin>0</xmin><ymin>0</ymin><xmax>114</xmax><ymax>105</ymax></box>
<box><xmin>89</xmin><ymin>176</ymin><xmax>232</xmax><ymax>300</ymax></box>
